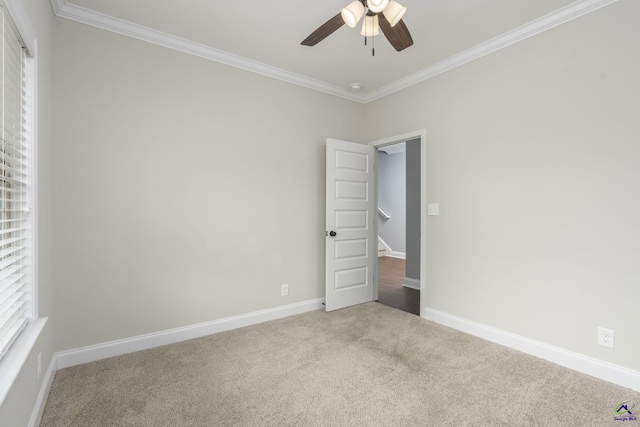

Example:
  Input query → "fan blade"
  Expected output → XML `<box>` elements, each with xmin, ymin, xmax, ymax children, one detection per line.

<box><xmin>379</xmin><ymin>14</ymin><xmax>413</xmax><ymax>52</ymax></box>
<box><xmin>301</xmin><ymin>13</ymin><xmax>345</xmax><ymax>46</ymax></box>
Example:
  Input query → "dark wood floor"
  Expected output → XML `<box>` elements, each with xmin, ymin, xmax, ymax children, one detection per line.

<box><xmin>377</xmin><ymin>256</ymin><xmax>420</xmax><ymax>315</ymax></box>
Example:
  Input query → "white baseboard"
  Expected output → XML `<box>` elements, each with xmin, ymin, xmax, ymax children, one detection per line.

<box><xmin>377</xmin><ymin>236</ymin><xmax>405</xmax><ymax>259</ymax></box>
<box><xmin>423</xmin><ymin>307</ymin><xmax>640</xmax><ymax>392</ymax></box>
<box><xmin>29</xmin><ymin>355</ymin><xmax>58</xmax><ymax>427</ymax></box>
<box><xmin>377</xmin><ymin>236</ymin><xmax>391</xmax><ymax>255</ymax></box>
<box><xmin>403</xmin><ymin>277</ymin><xmax>420</xmax><ymax>290</ymax></box>
<box><xmin>56</xmin><ymin>298</ymin><xmax>325</xmax><ymax>369</ymax></box>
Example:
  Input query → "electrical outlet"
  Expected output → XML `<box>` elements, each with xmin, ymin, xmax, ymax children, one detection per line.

<box><xmin>37</xmin><ymin>352</ymin><xmax>42</xmax><ymax>380</ymax></box>
<box><xmin>281</xmin><ymin>284</ymin><xmax>289</xmax><ymax>297</ymax></box>
<box><xmin>598</xmin><ymin>327</ymin><xmax>615</xmax><ymax>349</ymax></box>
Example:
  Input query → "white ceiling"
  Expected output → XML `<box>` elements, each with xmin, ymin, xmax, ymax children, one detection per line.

<box><xmin>54</xmin><ymin>0</ymin><xmax>610</xmax><ymax>101</ymax></box>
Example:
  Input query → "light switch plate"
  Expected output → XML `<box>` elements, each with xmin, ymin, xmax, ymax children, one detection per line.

<box><xmin>428</xmin><ymin>203</ymin><xmax>440</xmax><ymax>216</ymax></box>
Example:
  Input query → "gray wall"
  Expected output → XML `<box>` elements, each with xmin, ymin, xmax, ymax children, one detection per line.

<box><xmin>51</xmin><ymin>19</ymin><xmax>365</xmax><ymax>352</ymax></box>
<box><xmin>377</xmin><ymin>150</ymin><xmax>406</xmax><ymax>254</ymax></box>
<box><xmin>365</xmin><ymin>0</ymin><xmax>640</xmax><ymax>372</ymax></box>
<box><xmin>405</xmin><ymin>138</ymin><xmax>421</xmax><ymax>281</ymax></box>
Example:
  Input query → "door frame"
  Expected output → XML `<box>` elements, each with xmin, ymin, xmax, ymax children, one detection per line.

<box><xmin>369</xmin><ymin>129</ymin><xmax>427</xmax><ymax>318</ymax></box>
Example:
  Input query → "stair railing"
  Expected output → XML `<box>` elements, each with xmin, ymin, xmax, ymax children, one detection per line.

<box><xmin>377</xmin><ymin>207</ymin><xmax>390</xmax><ymax>220</ymax></box>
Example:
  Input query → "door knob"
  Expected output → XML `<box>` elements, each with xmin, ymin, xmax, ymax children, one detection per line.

<box><xmin>329</xmin><ymin>231</ymin><xmax>337</xmax><ymax>237</ymax></box>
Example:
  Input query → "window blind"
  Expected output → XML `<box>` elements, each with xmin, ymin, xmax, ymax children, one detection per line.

<box><xmin>0</xmin><ymin>3</ymin><xmax>30</xmax><ymax>361</ymax></box>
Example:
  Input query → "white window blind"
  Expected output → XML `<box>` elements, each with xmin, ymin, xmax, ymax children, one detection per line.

<box><xmin>0</xmin><ymin>3</ymin><xmax>30</xmax><ymax>361</ymax></box>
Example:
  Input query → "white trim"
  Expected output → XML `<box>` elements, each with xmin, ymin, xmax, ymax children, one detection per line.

<box><xmin>403</xmin><ymin>277</ymin><xmax>420</xmax><ymax>290</ymax></box>
<box><xmin>0</xmin><ymin>318</ymin><xmax>47</xmax><ymax>405</ymax></box>
<box><xmin>48</xmin><ymin>1</ymin><xmax>365</xmax><ymax>104</ymax></box>
<box><xmin>49</xmin><ymin>0</ymin><xmax>65</xmax><ymax>15</ymax></box>
<box><xmin>377</xmin><ymin>236</ymin><xmax>390</xmax><ymax>254</ymax></box>
<box><xmin>26</xmin><ymin>39</ymin><xmax>38</xmax><ymax>321</ymax></box>
<box><xmin>56</xmin><ymin>298</ymin><xmax>325</xmax><ymax>369</ymax></box>
<box><xmin>28</xmin><ymin>354</ymin><xmax>57</xmax><ymax>427</ymax></box>
<box><xmin>363</xmin><ymin>0</ymin><xmax>620</xmax><ymax>102</ymax></box>
<box><xmin>50</xmin><ymin>0</ymin><xmax>618</xmax><ymax>104</ymax></box>
<box><xmin>423</xmin><ymin>307</ymin><xmax>640</xmax><ymax>392</ymax></box>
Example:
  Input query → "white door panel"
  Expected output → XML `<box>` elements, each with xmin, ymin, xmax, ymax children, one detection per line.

<box><xmin>325</xmin><ymin>139</ymin><xmax>375</xmax><ymax>311</ymax></box>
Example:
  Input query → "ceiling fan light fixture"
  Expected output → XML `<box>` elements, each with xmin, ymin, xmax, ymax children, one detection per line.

<box><xmin>360</xmin><ymin>14</ymin><xmax>380</xmax><ymax>37</ymax></box>
<box><xmin>383</xmin><ymin>1</ymin><xmax>406</xmax><ymax>27</ymax></box>
<box><xmin>367</xmin><ymin>0</ymin><xmax>389</xmax><ymax>14</ymax></box>
<box><xmin>341</xmin><ymin>1</ymin><xmax>365</xmax><ymax>28</ymax></box>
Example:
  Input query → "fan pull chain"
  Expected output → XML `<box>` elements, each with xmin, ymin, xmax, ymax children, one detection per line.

<box><xmin>372</xmin><ymin>31</ymin><xmax>375</xmax><ymax>56</ymax></box>
<box><xmin>362</xmin><ymin>10</ymin><xmax>375</xmax><ymax>56</ymax></box>
<box><xmin>364</xmin><ymin>12</ymin><xmax>368</xmax><ymax>46</ymax></box>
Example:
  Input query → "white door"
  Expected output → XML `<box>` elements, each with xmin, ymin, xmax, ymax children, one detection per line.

<box><xmin>325</xmin><ymin>139</ymin><xmax>376</xmax><ymax>311</ymax></box>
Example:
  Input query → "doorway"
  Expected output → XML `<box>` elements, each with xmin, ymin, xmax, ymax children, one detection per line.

<box><xmin>370</xmin><ymin>130</ymin><xmax>426</xmax><ymax>317</ymax></box>
<box><xmin>324</xmin><ymin>131</ymin><xmax>426</xmax><ymax>315</ymax></box>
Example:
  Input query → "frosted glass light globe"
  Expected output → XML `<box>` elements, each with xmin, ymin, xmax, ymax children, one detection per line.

<box><xmin>367</xmin><ymin>0</ymin><xmax>389</xmax><ymax>14</ymax></box>
<box><xmin>383</xmin><ymin>1</ymin><xmax>406</xmax><ymax>27</ymax></box>
<box><xmin>341</xmin><ymin>1</ymin><xmax>365</xmax><ymax>28</ymax></box>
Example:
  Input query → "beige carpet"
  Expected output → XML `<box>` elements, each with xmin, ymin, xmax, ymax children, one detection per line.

<box><xmin>41</xmin><ymin>303</ymin><xmax>638</xmax><ymax>426</ymax></box>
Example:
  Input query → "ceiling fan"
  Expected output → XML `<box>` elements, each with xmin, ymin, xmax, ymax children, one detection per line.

<box><xmin>301</xmin><ymin>0</ymin><xmax>413</xmax><ymax>53</ymax></box>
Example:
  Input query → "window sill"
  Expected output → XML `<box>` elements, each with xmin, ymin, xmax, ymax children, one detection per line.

<box><xmin>0</xmin><ymin>317</ymin><xmax>47</xmax><ymax>405</ymax></box>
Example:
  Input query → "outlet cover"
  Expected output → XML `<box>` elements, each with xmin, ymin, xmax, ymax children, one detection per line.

<box><xmin>597</xmin><ymin>327</ymin><xmax>615</xmax><ymax>349</ymax></box>
<box><xmin>281</xmin><ymin>284</ymin><xmax>289</xmax><ymax>297</ymax></box>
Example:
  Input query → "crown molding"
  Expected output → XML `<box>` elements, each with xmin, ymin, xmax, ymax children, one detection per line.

<box><xmin>364</xmin><ymin>0</ymin><xmax>620</xmax><ymax>103</ymax></box>
<box><xmin>50</xmin><ymin>0</ymin><xmax>65</xmax><ymax>15</ymax></box>
<box><xmin>49</xmin><ymin>1</ymin><xmax>367</xmax><ymax>104</ymax></box>
<box><xmin>51</xmin><ymin>0</ymin><xmax>618</xmax><ymax>105</ymax></box>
